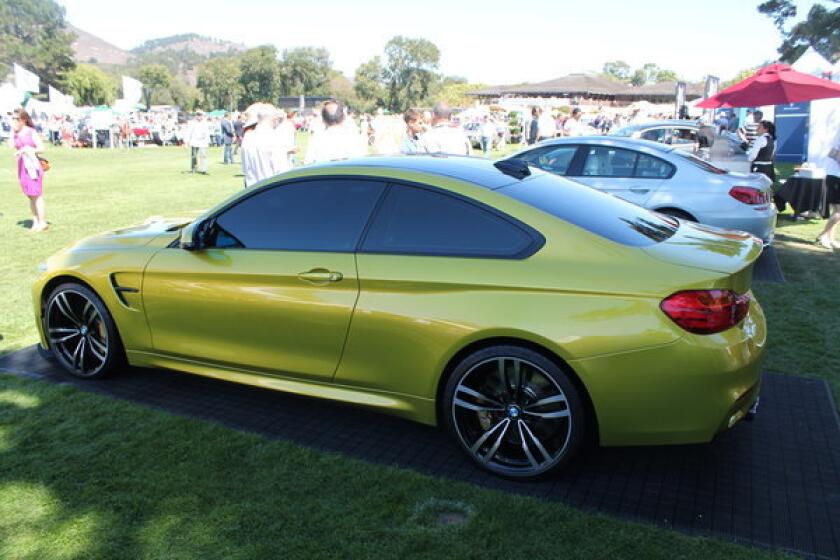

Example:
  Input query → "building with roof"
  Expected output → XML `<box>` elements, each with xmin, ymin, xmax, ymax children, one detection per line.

<box><xmin>470</xmin><ymin>73</ymin><xmax>704</xmax><ymax>107</ymax></box>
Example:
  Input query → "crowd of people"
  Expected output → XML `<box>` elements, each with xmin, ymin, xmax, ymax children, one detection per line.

<box><xmin>6</xmin><ymin>97</ymin><xmax>838</xmax><ymax>250</ymax></box>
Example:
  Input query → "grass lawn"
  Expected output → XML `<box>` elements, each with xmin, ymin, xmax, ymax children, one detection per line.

<box><xmin>0</xmin><ymin>142</ymin><xmax>826</xmax><ymax>558</ymax></box>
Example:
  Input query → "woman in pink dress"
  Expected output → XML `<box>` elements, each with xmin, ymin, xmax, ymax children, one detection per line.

<box><xmin>12</xmin><ymin>108</ymin><xmax>47</xmax><ymax>232</ymax></box>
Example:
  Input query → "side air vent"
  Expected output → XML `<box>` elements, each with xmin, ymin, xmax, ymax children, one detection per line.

<box><xmin>110</xmin><ymin>273</ymin><xmax>142</xmax><ymax>309</ymax></box>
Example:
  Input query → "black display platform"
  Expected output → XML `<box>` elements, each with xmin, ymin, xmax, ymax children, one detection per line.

<box><xmin>1</xmin><ymin>346</ymin><xmax>837</xmax><ymax>559</ymax></box>
<box><xmin>754</xmin><ymin>245</ymin><xmax>785</xmax><ymax>283</ymax></box>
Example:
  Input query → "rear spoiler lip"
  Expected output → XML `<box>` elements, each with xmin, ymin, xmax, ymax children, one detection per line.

<box><xmin>641</xmin><ymin>223</ymin><xmax>764</xmax><ymax>275</ymax></box>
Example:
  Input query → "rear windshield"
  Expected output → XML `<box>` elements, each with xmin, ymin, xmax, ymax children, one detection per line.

<box><xmin>499</xmin><ymin>173</ymin><xmax>678</xmax><ymax>246</ymax></box>
<box><xmin>674</xmin><ymin>151</ymin><xmax>728</xmax><ymax>174</ymax></box>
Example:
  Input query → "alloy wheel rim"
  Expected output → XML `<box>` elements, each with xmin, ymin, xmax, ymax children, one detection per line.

<box><xmin>452</xmin><ymin>357</ymin><xmax>572</xmax><ymax>476</ymax></box>
<box><xmin>45</xmin><ymin>290</ymin><xmax>109</xmax><ymax>377</ymax></box>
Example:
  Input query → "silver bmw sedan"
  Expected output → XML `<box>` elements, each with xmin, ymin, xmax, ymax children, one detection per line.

<box><xmin>506</xmin><ymin>137</ymin><xmax>776</xmax><ymax>244</ymax></box>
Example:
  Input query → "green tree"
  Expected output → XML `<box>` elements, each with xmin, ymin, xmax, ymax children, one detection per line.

<box><xmin>724</xmin><ymin>67</ymin><xmax>759</xmax><ymax>87</ymax></box>
<box><xmin>354</xmin><ymin>56</ymin><xmax>387</xmax><ymax>111</ymax></box>
<box><xmin>328</xmin><ymin>70</ymin><xmax>364</xmax><ymax>111</ymax></box>
<box><xmin>758</xmin><ymin>0</ymin><xmax>839</xmax><ymax>62</ymax></box>
<box><xmin>655</xmin><ymin>68</ymin><xmax>679</xmax><ymax>82</ymax></box>
<box><xmin>758</xmin><ymin>0</ymin><xmax>798</xmax><ymax>30</ymax></box>
<box><xmin>0</xmin><ymin>0</ymin><xmax>76</xmax><ymax>90</ymax></box>
<box><xmin>630</xmin><ymin>63</ymin><xmax>679</xmax><ymax>85</ymax></box>
<box><xmin>279</xmin><ymin>47</ymin><xmax>333</xmax><ymax>96</ymax></box>
<box><xmin>603</xmin><ymin>60</ymin><xmax>631</xmax><ymax>82</ymax></box>
<box><xmin>435</xmin><ymin>78</ymin><xmax>482</xmax><ymax>108</ymax></box>
<box><xmin>197</xmin><ymin>56</ymin><xmax>242</xmax><ymax>110</ymax></box>
<box><xmin>63</xmin><ymin>64</ymin><xmax>116</xmax><ymax>105</ymax></box>
<box><xmin>238</xmin><ymin>46</ymin><xmax>281</xmax><ymax>107</ymax></box>
<box><xmin>381</xmin><ymin>36</ymin><xmax>441</xmax><ymax>112</ymax></box>
<box><xmin>168</xmin><ymin>78</ymin><xmax>200</xmax><ymax>111</ymax></box>
<box><xmin>137</xmin><ymin>64</ymin><xmax>172</xmax><ymax>109</ymax></box>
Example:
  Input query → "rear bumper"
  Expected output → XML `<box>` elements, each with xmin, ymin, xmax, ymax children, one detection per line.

<box><xmin>570</xmin><ymin>296</ymin><xmax>766</xmax><ymax>446</ymax></box>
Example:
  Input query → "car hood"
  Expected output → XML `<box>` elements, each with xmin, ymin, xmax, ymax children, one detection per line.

<box><xmin>642</xmin><ymin>220</ymin><xmax>763</xmax><ymax>275</ymax></box>
<box><xmin>69</xmin><ymin>213</ymin><xmax>201</xmax><ymax>251</ymax></box>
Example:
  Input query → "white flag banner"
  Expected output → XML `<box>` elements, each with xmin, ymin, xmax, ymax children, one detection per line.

<box><xmin>49</xmin><ymin>85</ymin><xmax>66</xmax><ymax>104</ymax></box>
<box><xmin>14</xmin><ymin>63</ymin><xmax>40</xmax><ymax>93</ymax></box>
<box><xmin>49</xmin><ymin>85</ymin><xmax>75</xmax><ymax>109</ymax></box>
<box><xmin>122</xmin><ymin>76</ymin><xmax>143</xmax><ymax>104</ymax></box>
<box><xmin>0</xmin><ymin>82</ymin><xmax>23</xmax><ymax>113</ymax></box>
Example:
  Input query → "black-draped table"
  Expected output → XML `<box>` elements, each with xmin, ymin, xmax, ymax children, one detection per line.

<box><xmin>777</xmin><ymin>176</ymin><xmax>829</xmax><ymax>218</ymax></box>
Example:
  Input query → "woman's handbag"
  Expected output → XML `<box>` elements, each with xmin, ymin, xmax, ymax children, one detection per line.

<box><xmin>37</xmin><ymin>156</ymin><xmax>50</xmax><ymax>172</ymax></box>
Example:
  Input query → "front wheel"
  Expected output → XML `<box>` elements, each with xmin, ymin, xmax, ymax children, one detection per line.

<box><xmin>443</xmin><ymin>346</ymin><xmax>585</xmax><ymax>479</ymax></box>
<box><xmin>44</xmin><ymin>283</ymin><xmax>123</xmax><ymax>379</ymax></box>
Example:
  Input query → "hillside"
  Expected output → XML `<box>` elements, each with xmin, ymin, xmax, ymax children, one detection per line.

<box><xmin>132</xmin><ymin>33</ymin><xmax>246</xmax><ymax>57</ymax></box>
<box><xmin>69</xmin><ymin>25</ymin><xmax>134</xmax><ymax>65</ymax></box>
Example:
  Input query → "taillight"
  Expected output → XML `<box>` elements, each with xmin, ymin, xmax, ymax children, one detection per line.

<box><xmin>660</xmin><ymin>290</ymin><xmax>750</xmax><ymax>335</ymax></box>
<box><xmin>729</xmin><ymin>186</ymin><xmax>770</xmax><ymax>205</ymax></box>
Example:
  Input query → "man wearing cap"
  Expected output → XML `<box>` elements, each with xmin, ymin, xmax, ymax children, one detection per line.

<box><xmin>186</xmin><ymin>111</ymin><xmax>211</xmax><ymax>174</ymax></box>
<box><xmin>240</xmin><ymin>103</ymin><xmax>295</xmax><ymax>187</ymax></box>
<box><xmin>418</xmin><ymin>102</ymin><xmax>470</xmax><ymax>156</ymax></box>
<box><xmin>304</xmin><ymin>100</ymin><xmax>366</xmax><ymax>165</ymax></box>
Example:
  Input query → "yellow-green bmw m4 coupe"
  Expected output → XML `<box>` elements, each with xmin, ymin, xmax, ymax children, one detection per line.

<box><xmin>33</xmin><ymin>156</ymin><xmax>765</xmax><ymax>478</ymax></box>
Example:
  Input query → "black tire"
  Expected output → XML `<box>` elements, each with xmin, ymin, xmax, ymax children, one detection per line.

<box><xmin>657</xmin><ymin>208</ymin><xmax>696</xmax><ymax>222</ymax></box>
<box><xmin>44</xmin><ymin>282</ymin><xmax>124</xmax><ymax>379</ymax></box>
<box><xmin>442</xmin><ymin>345</ymin><xmax>585</xmax><ymax>479</ymax></box>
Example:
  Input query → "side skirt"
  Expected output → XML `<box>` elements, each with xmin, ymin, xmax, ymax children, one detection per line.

<box><xmin>126</xmin><ymin>350</ymin><xmax>437</xmax><ymax>426</ymax></box>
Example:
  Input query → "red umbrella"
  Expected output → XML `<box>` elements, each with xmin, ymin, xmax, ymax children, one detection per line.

<box><xmin>697</xmin><ymin>63</ymin><xmax>840</xmax><ymax>108</ymax></box>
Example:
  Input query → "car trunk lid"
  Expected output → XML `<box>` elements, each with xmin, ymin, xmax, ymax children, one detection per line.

<box><xmin>642</xmin><ymin>220</ymin><xmax>762</xmax><ymax>293</ymax></box>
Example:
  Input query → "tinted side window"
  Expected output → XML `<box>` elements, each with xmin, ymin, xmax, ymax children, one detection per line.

<box><xmin>362</xmin><ymin>184</ymin><xmax>537</xmax><ymax>258</ymax></box>
<box><xmin>671</xmin><ymin>127</ymin><xmax>697</xmax><ymax>144</ymax></box>
<box><xmin>581</xmin><ymin>146</ymin><xmax>637</xmax><ymax>177</ymax></box>
<box><xmin>521</xmin><ymin>145</ymin><xmax>578</xmax><ymax>175</ymax></box>
<box><xmin>640</xmin><ymin>129</ymin><xmax>667</xmax><ymax>143</ymax></box>
<box><xmin>634</xmin><ymin>154</ymin><xmax>674</xmax><ymax>179</ymax></box>
<box><xmin>213</xmin><ymin>179</ymin><xmax>385</xmax><ymax>251</ymax></box>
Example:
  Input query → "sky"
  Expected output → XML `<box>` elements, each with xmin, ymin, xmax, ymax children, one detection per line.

<box><xmin>58</xmin><ymin>0</ymin><xmax>828</xmax><ymax>85</ymax></box>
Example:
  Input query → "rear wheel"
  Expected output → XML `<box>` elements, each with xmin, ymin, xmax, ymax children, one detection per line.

<box><xmin>44</xmin><ymin>283</ymin><xmax>123</xmax><ymax>379</ymax></box>
<box><xmin>443</xmin><ymin>345</ymin><xmax>585</xmax><ymax>479</ymax></box>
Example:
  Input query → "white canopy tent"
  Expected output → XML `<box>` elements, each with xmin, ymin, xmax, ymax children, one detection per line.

<box><xmin>792</xmin><ymin>47</ymin><xmax>834</xmax><ymax>78</ymax></box>
<box><xmin>790</xmin><ymin>48</ymin><xmax>840</xmax><ymax>171</ymax></box>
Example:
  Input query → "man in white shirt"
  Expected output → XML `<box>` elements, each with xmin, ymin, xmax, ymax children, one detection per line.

<box><xmin>304</xmin><ymin>100</ymin><xmax>366</xmax><ymax>165</ymax></box>
<box><xmin>240</xmin><ymin>103</ymin><xmax>294</xmax><ymax>187</ymax></box>
<box><xmin>537</xmin><ymin>109</ymin><xmax>556</xmax><ymax>141</ymax></box>
<box><xmin>563</xmin><ymin>108</ymin><xmax>586</xmax><ymax>137</ymax></box>
<box><xmin>275</xmin><ymin>110</ymin><xmax>297</xmax><ymax>167</ymax></box>
<box><xmin>479</xmin><ymin>116</ymin><xmax>497</xmax><ymax>157</ymax></box>
<box><xmin>186</xmin><ymin>111</ymin><xmax>211</xmax><ymax>174</ymax></box>
<box><xmin>418</xmin><ymin>102</ymin><xmax>471</xmax><ymax>156</ymax></box>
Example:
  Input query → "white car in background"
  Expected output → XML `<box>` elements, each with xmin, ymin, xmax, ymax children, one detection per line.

<box><xmin>506</xmin><ymin>137</ymin><xmax>776</xmax><ymax>244</ymax></box>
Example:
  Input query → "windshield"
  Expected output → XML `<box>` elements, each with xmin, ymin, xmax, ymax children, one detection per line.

<box><xmin>674</xmin><ymin>151</ymin><xmax>728</xmax><ymax>174</ymax></box>
<box><xmin>499</xmin><ymin>173</ymin><xmax>678</xmax><ymax>246</ymax></box>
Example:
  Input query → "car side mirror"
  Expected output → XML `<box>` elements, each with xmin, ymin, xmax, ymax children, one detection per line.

<box><xmin>179</xmin><ymin>220</ymin><xmax>211</xmax><ymax>251</ymax></box>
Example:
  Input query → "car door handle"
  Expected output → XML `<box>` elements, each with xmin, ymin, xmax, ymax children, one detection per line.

<box><xmin>297</xmin><ymin>268</ymin><xmax>343</xmax><ymax>284</ymax></box>
<box><xmin>629</xmin><ymin>187</ymin><xmax>650</xmax><ymax>194</ymax></box>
